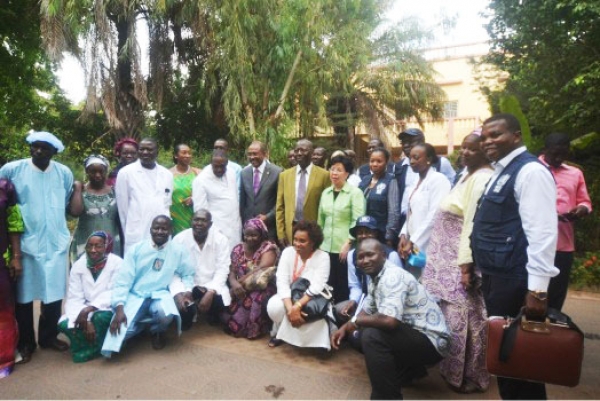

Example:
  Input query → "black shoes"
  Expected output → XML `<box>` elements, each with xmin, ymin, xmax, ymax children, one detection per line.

<box><xmin>151</xmin><ymin>332</ymin><xmax>166</xmax><ymax>350</ymax></box>
<box><xmin>39</xmin><ymin>338</ymin><xmax>69</xmax><ymax>352</ymax></box>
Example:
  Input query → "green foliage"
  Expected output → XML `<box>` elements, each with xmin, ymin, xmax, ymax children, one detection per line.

<box><xmin>573</xmin><ymin>141</ymin><xmax>600</xmax><ymax>253</ymax></box>
<box><xmin>482</xmin><ymin>0</ymin><xmax>600</xmax><ymax>138</ymax></box>
<box><xmin>570</xmin><ymin>252</ymin><xmax>600</xmax><ymax>291</ymax></box>
<box><xmin>41</xmin><ymin>0</ymin><xmax>444</xmax><ymax>152</ymax></box>
<box><xmin>498</xmin><ymin>95</ymin><xmax>535</xmax><ymax>149</ymax></box>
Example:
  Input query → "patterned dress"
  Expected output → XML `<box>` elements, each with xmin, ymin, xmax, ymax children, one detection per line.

<box><xmin>170</xmin><ymin>171</ymin><xmax>196</xmax><ymax>235</ymax></box>
<box><xmin>222</xmin><ymin>241</ymin><xmax>278</xmax><ymax>339</ymax></box>
<box><xmin>71</xmin><ymin>188</ymin><xmax>122</xmax><ymax>260</ymax></box>
<box><xmin>419</xmin><ymin>169</ymin><xmax>493</xmax><ymax>392</ymax></box>
<box><xmin>0</xmin><ymin>179</ymin><xmax>23</xmax><ymax>378</ymax></box>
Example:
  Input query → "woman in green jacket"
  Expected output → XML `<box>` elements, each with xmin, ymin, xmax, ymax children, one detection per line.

<box><xmin>318</xmin><ymin>155</ymin><xmax>365</xmax><ymax>302</ymax></box>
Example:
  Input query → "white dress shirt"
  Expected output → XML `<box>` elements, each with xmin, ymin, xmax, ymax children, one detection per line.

<box><xmin>294</xmin><ymin>163</ymin><xmax>313</xmax><ymax>205</ymax></box>
<box><xmin>484</xmin><ymin>146</ymin><xmax>559</xmax><ymax>291</ymax></box>
<box><xmin>170</xmin><ymin>227</ymin><xmax>232</xmax><ymax>306</ymax></box>
<box><xmin>192</xmin><ymin>166</ymin><xmax>242</xmax><ymax>250</ymax></box>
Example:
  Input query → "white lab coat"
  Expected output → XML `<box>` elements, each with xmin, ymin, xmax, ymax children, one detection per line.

<box><xmin>115</xmin><ymin>160</ymin><xmax>173</xmax><ymax>252</ymax></box>
<box><xmin>401</xmin><ymin>169</ymin><xmax>451</xmax><ymax>252</ymax></box>
<box><xmin>59</xmin><ymin>253</ymin><xmax>123</xmax><ymax>328</ymax></box>
<box><xmin>192</xmin><ymin>166</ymin><xmax>241</xmax><ymax>250</ymax></box>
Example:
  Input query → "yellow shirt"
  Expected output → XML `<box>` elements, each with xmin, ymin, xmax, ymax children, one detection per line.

<box><xmin>439</xmin><ymin>167</ymin><xmax>493</xmax><ymax>265</ymax></box>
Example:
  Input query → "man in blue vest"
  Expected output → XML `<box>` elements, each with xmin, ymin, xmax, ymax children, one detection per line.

<box><xmin>471</xmin><ymin>113</ymin><xmax>559</xmax><ymax>400</ymax></box>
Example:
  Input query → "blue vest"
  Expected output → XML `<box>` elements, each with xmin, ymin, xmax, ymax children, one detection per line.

<box><xmin>471</xmin><ymin>151</ymin><xmax>539</xmax><ymax>279</ymax></box>
<box><xmin>359</xmin><ymin>173</ymin><xmax>394</xmax><ymax>234</ymax></box>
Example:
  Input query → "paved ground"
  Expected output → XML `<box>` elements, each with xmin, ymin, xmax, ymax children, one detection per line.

<box><xmin>2</xmin><ymin>291</ymin><xmax>600</xmax><ymax>400</ymax></box>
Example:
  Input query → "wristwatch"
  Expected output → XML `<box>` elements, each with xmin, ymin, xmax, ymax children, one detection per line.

<box><xmin>529</xmin><ymin>290</ymin><xmax>548</xmax><ymax>301</ymax></box>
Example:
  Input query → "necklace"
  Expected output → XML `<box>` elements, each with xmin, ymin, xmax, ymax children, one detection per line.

<box><xmin>175</xmin><ymin>165</ymin><xmax>191</xmax><ymax>175</ymax></box>
<box><xmin>292</xmin><ymin>251</ymin><xmax>314</xmax><ymax>281</ymax></box>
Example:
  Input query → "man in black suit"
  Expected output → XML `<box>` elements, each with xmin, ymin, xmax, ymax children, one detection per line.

<box><xmin>240</xmin><ymin>141</ymin><xmax>282</xmax><ymax>240</ymax></box>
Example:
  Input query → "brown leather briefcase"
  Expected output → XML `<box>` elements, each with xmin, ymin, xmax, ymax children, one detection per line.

<box><xmin>486</xmin><ymin>308</ymin><xmax>584</xmax><ymax>387</ymax></box>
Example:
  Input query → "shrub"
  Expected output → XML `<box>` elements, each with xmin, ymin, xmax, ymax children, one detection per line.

<box><xmin>570</xmin><ymin>252</ymin><xmax>600</xmax><ymax>291</ymax></box>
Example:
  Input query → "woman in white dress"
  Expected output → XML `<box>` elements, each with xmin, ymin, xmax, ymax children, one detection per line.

<box><xmin>267</xmin><ymin>220</ymin><xmax>333</xmax><ymax>350</ymax></box>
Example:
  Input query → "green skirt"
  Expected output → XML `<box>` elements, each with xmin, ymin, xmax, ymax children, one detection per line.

<box><xmin>58</xmin><ymin>310</ymin><xmax>113</xmax><ymax>363</ymax></box>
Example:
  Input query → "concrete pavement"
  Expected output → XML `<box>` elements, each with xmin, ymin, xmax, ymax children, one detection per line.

<box><xmin>2</xmin><ymin>292</ymin><xmax>599</xmax><ymax>399</ymax></box>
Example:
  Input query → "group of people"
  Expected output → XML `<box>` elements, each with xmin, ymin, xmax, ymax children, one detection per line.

<box><xmin>0</xmin><ymin>112</ymin><xmax>592</xmax><ymax>400</ymax></box>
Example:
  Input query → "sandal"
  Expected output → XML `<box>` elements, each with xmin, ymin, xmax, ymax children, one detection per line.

<box><xmin>268</xmin><ymin>337</ymin><xmax>283</xmax><ymax>348</ymax></box>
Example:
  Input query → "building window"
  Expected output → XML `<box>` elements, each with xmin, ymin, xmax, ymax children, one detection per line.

<box><xmin>444</xmin><ymin>101</ymin><xmax>458</xmax><ymax>118</ymax></box>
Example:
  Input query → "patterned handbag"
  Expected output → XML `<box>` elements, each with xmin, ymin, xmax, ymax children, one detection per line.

<box><xmin>240</xmin><ymin>265</ymin><xmax>276</xmax><ymax>291</ymax></box>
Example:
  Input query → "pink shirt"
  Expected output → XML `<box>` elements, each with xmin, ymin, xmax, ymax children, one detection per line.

<box><xmin>540</xmin><ymin>156</ymin><xmax>592</xmax><ymax>252</ymax></box>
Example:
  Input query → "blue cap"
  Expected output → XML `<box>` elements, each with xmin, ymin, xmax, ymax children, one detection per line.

<box><xmin>350</xmin><ymin>215</ymin><xmax>381</xmax><ymax>237</ymax></box>
<box><xmin>26</xmin><ymin>130</ymin><xmax>65</xmax><ymax>153</ymax></box>
<box><xmin>398</xmin><ymin>128</ymin><xmax>424</xmax><ymax>139</ymax></box>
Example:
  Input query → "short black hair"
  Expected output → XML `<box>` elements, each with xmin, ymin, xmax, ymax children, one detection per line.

<box><xmin>483</xmin><ymin>113</ymin><xmax>521</xmax><ymax>133</ymax></box>
<box><xmin>370</xmin><ymin>147</ymin><xmax>390</xmax><ymax>162</ymax></box>
<box><xmin>545</xmin><ymin>132</ymin><xmax>570</xmax><ymax>148</ymax></box>
<box><xmin>292</xmin><ymin>220</ymin><xmax>324</xmax><ymax>250</ymax></box>
<box><xmin>329</xmin><ymin>155</ymin><xmax>354</xmax><ymax>174</ymax></box>
<box><xmin>212</xmin><ymin>149</ymin><xmax>228</xmax><ymax>160</ymax></box>
<box><xmin>152</xmin><ymin>214</ymin><xmax>172</xmax><ymax>227</ymax></box>
<box><xmin>140</xmin><ymin>137</ymin><xmax>158</xmax><ymax>146</ymax></box>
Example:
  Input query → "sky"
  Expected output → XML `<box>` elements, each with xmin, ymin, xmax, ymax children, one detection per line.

<box><xmin>56</xmin><ymin>0</ymin><xmax>491</xmax><ymax>103</ymax></box>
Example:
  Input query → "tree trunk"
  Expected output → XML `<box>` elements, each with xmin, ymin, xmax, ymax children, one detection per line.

<box><xmin>113</xmin><ymin>17</ymin><xmax>144</xmax><ymax>138</ymax></box>
<box><xmin>346</xmin><ymin>97</ymin><xmax>355</xmax><ymax>149</ymax></box>
<box><xmin>240</xmin><ymin>82</ymin><xmax>256</xmax><ymax>137</ymax></box>
<box><xmin>272</xmin><ymin>49</ymin><xmax>303</xmax><ymax>122</ymax></box>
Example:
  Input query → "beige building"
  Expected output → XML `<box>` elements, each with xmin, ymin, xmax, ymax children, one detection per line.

<box><xmin>360</xmin><ymin>42</ymin><xmax>499</xmax><ymax>159</ymax></box>
<box><xmin>400</xmin><ymin>42</ymin><xmax>494</xmax><ymax>154</ymax></box>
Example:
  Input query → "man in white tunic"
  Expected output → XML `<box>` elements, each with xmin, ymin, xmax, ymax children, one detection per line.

<box><xmin>170</xmin><ymin>209</ymin><xmax>231</xmax><ymax>329</ymax></box>
<box><xmin>192</xmin><ymin>150</ymin><xmax>241</xmax><ymax>249</ymax></box>
<box><xmin>115</xmin><ymin>138</ymin><xmax>173</xmax><ymax>253</ymax></box>
<box><xmin>0</xmin><ymin>131</ymin><xmax>73</xmax><ymax>362</ymax></box>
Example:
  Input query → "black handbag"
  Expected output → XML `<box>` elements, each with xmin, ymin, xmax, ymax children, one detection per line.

<box><xmin>290</xmin><ymin>277</ymin><xmax>333</xmax><ymax>323</ymax></box>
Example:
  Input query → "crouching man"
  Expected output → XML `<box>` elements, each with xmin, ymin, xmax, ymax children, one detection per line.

<box><xmin>101</xmin><ymin>215</ymin><xmax>194</xmax><ymax>356</ymax></box>
<box><xmin>331</xmin><ymin>239</ymin><xmax>450</xmax><ymax>399</ymax></box>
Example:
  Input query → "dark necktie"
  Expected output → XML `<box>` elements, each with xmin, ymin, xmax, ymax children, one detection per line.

<box><xmin>295</xmin><ymin>169</ymin><xmax>307</xmax><ymax>221</ymax></box>
<box><xmin>253</xmin><ymin>168</ymin><xmax>260</xmax><ymax>195</ymax></box>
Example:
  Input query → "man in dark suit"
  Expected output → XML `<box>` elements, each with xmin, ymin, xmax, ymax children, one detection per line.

<box><xmin>240</xmin><ymin>141</ymin><xmax>282</xmax><ymax>240</ymax></box>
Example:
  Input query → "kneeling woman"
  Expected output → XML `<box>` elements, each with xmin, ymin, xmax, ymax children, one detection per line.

<box><xmin>267</xmin><ymin>221</ymin><xmax>332</xmax><ymax>349</ymax></box>
<box><xmin>58</xmin><ymin>232</ymin><xmax>122</xmax><ymax>362</ymax></box>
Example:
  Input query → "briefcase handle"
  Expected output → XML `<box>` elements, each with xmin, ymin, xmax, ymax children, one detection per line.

<box><xmin>498</xmin><ymin>307</ymin><xmax>583</xmax><ymax>363</ymax></box>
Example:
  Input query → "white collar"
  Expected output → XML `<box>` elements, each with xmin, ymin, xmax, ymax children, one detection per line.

<box><xmin>254</xmin><ymin>160</ymin><xmax>267</xmax><ymax>174</ymax></box>
<box><xmin>493</xmin><ymin>146</ymin><xmax>527</xmax><ymax>170</ymax></box>
<box><xmin>296</xmin><ymin>163</ymin><xmax>313</xmax><ymax>175</ymax></box>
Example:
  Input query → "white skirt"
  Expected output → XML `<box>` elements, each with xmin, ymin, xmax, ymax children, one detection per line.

<box><xmin>267</xmin><ymin>294</ymin><xmax>332</xmax><ymax>350</ymax></box>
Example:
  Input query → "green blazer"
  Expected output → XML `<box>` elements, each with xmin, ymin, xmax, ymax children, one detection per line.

<box><xmin>318</xmin><ymin>182</ymin><xmax>365</xmax><ymax>253</ymax></box>
<box><xmin>276</xmin><ymin>164</ymin><xmax>331</xmax><ymax>244</ymax></box>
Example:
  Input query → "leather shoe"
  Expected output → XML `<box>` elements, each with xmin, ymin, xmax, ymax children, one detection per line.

<box><xmin>151</xmin><ymin>332</ymin><xmax>166</xmax><ymax>350</ymax></box>
<box><xmin>16</xmin><ymin>348</ymin><xmax>34</xmax><ymax>364</ymax></box>
<box><xmin>40</xmin><ymin>338</ymin><xmax>69</xmax><ymax>352</ymax></box>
